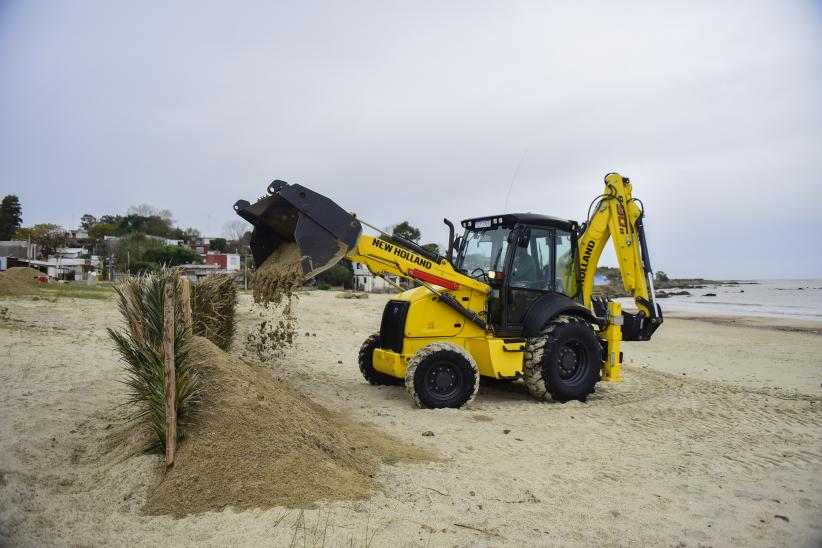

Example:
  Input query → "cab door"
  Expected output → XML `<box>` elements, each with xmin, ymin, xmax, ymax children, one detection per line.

<box><xmin>502</xmin><ymin>226</ymin><xmax>556</xmax><ymax>329</ymax></box>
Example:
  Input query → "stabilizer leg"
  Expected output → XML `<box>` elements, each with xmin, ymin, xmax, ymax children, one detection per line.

<box><xmin>602</xmin><ymin>301</ymin><xmax>624</xmax><ymax>382</ymax></box>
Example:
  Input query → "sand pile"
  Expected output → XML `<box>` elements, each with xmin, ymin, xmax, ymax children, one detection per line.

<box><xmin>246</xmin><ymin>244</ymin><xmax>304</xmax><ymax>360</ymax></box>
<box><xmin>336</xmin><ymin>291</ymin><xmax>369</xmax><ymax>299</ymax></box>
<box><xmin>0</xmin><ymin>267</ymin><xmax>44</xmax><ymax>296</ymax></box>
<box><xmin>144</xmin><ymin>336</ymin><xmax>427</xmax><ymax>517</ymax></box>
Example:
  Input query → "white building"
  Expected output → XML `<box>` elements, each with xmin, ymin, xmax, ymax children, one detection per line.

<box><xmin>179</xmin><ymin>262</ymin><xmax>224</xmax><ymax>282</ymax></box>
<box><xmin>55</xmin><ymin>247</ymin><xmax>86</xmax><ymax>259</ymax></box>
<box><xmin>351</xmin><ymin>262</ymin><xmax>401</xmax><ymax>292</ymax></box>
<box><xmin>0</xmin><ymin>240</ymin><xmax>33</xmax><ymax>260</ymax></box>
<box><xmin>204</xmin><ymin>253</ymin><xmax>241</xmax><ymax>272</ymax></box>
<box><xmin>27</xmin><ymin>255</ymin><xmax>101</xmax><ymax>281</ymax></box>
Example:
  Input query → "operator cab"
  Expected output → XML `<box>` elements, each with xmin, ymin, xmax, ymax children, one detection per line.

<box><xmin>455</xmin><ymin>213</ymin><xmax>580</xmax><ymax>336</ymax></box>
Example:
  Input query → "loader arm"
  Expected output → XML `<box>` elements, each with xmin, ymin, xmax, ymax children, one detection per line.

<box><xmin>346</xmin><ymin>232</ymin><xmax>491</xmax><ymax>330</ymax></box>
<box><xmin>347</xmin><ymin>233</ymin><xmax>488</xmax><ymax>294</ymax></box>
<box><xmin>234</xmin><ymin>180</ymin><xmax>491</xmax><ymax>329</ymax></box>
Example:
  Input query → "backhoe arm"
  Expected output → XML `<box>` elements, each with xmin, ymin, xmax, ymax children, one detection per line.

<box><xmin>575</xmin><ymin>173</ymin><xmax>662</xmax><ymax>382</ymax></box>
<box><xmin>579</xmin><ymin>173</ymin><xmax>658</xmax><ymax>315</ymax></box>
<box><xmin>579</xmin><ymin>172</ymin><xmax>662</xmax><ymax>339</ymax></box>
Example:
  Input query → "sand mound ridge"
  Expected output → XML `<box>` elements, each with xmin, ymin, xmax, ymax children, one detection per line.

<box><xmin>144</xmin><ymin>337</ymin><xmax>429</xmax><ymax>517</ymax></box>
<box><xmin>0</xmin><ymin>267</ymin><xmax>44</xmax><ymax>296</ymax></box>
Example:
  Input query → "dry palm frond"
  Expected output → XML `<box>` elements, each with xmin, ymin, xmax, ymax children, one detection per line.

<box><xmin>191</xmin><ymin>273</ymin><xmax>237</xmax><ymax>350</ymax></box>
<box><xmin>108</xmin><ymin>270</ymin><xmax>200</xmax><ymax>452</ymax></box>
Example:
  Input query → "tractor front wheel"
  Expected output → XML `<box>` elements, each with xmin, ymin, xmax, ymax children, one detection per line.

<box><xmin>405</xmin><ymin>342</ymin><xmax>479</xmax><ymax>409</ymax></box>
<box><xmin>358</xmin><ymin>334</ymin><xmax>402</xmax><ymax>386</ymax></box>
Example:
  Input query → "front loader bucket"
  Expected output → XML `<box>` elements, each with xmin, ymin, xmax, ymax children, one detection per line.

<box><xmin>234</xmin><ymin>180</ymin><xmax>362</xmax><ymax>279</ymax></box>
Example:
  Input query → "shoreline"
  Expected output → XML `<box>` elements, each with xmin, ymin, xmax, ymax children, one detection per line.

<box><xmin>661</xmin><ymin>310</ymin><xmax>822</xmax><ymax>335</ymax></box>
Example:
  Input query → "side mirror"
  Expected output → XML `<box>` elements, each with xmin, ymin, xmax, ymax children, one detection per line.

<box><xmin>517</xmin><ymin>227</ymin><xmax>531</xmax><ymax>247</ymax></box>
<box><xmin>453</xmin><ymin>235</ymin><xmax>464</xmax><ymax>257</ymax></box>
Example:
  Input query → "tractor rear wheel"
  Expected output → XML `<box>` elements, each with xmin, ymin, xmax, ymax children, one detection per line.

<box><xmin>405</xmin><ymin>342</ymin><xmax>479</xmax><ymax>409</ymax></box>
<box><xmin>358</xmin><ymin>334</ymin><xmax>402</xmax><ymax>386</ymax></box>
<box><xmin>523</xmin><ymin>315</ymin><xmax>602</xmax><ymax>403</ymax></box>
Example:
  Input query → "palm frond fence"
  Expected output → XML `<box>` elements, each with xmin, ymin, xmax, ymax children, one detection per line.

<box><xmin>108</xmin><ymin>270</ymin><xmax>237</xmax><ymax>461</ymax></box>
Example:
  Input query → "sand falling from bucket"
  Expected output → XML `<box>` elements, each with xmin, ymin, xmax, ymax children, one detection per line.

<box><xmin>246</xmin><ymin>243</ymin><xmax>304</xmax><ymax>361</ymax></box>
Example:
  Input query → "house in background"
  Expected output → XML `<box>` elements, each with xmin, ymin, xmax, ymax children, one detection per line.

<box><xmin>204</xmin><ymin>253</ymin><xmax>241</xmax><ymax>272</ymax></box>
<box><xmin>25</xmin><ymin>250</ymin><xmax>101</xmax><ymax>280</ymax></box>
<box><xmin>188</xmin><ymin>242</ymin><xmax>208</xmax><ymax>255</ymax></box>
<box><xmin>55</xmin><ymin>247</ymin><xmax>86</xmax><ymax>260</ymax></box>
<box><xmin>0</xmin><ymin>240</ymin><xmax>34</xmax><ymax>270</ymax></box>
<box><xmin>352</xmin><ymin>262</ymin><xmax>401</xmax><ymax>292</ymax></box>
<box><xmin>179</xmin><ymin>262</ymin><xmax>224</xmax><ymax>282</ymax></box>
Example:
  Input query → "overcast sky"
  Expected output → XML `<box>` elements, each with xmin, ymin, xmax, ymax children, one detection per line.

<box><xmin>1</xmin><ymin>1</ymin><xmax>820</xmax><ymax>278</ymax></box>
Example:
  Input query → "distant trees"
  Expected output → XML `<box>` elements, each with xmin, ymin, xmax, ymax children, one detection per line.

<box><xmin>114</xmin><ymin>234</ymin><xmax>163</xmax><ymax>272</ymax></box>
<box><xmin>99</xmin><ymin>214</ymin><xmax>120</xmax><ymax>225</ymax></box>
<box><xmin>74</xmin><ymin>205</ymin><xmax>205</xmax><ymax>245</ymax></box>
<box><xmin>117</xmin><ymin>213</ymin><xmax>175</xmax><ymax>237</ymax></box>
<box><xmin>655</xmin><ymin>271</ymin><xmax>670</xmax><ymax>283</ymax></box>
<box><xmin>0</xmin><ymin>195</ymin><xmax>23</xmax><ymax>240</ymax></box>
<box><xmin>222</xmin><ymin>220</ymin><xmax>251</xmax><ymax>254</ymax></box>
<box><xmin>392</xmin><ymin>221</ymin><xmax>421</xmax><ymax>243</ymax></box>
<box><xmin>316</xmin><ymin>261</ymin><xmax>353</xmax><ymax>288</ymax></box>
<box><xmin>181</xmin><ymin>227</ymin><xmax>201</xmax><ymax>242</ymax></box>
<box><xmin>12</xmin><ymin>201</ymin><xmax>235</xmax><ymax>271</ymax></box>
<box><xmin>421</xmin><ymin>243</ymin><xmax>440</xmax><ymax>254</ymax></box>
<box><xmin>223</xmin><ymin>220</ymin><xmax>247</xmax><ymax>242</ymax></box>
<box><xmin>127</xmin><ymin>204</ymin><xmax>173</xmax><ymax>223</ymax></box>
<box><xmin>88</xmin><ymin>223</ymin><xmax>118</xmax><ymax>242</ymax></box>
<box><xmin>209</xmin><ymin>237</ymin><xmax>227</xmax><ymax>253</ymax></box>
<box><xmin>80</xmin><ymin>214</ymin><xmax>98</xmax><ymax>230</ymax></box>
<box><xmin>387</xmin><ymin>221</ymin><xmax>444</xmax><ymax>256</ymax></box>
<box><xmin>142</xmin><ymin>246</ymin><xmax>203</xmax><ymax>267</ymax></box>
<box><xmin>28</xmin><ymin>223</ymin><xmax>65</xmax><ymax>256</ymax></box>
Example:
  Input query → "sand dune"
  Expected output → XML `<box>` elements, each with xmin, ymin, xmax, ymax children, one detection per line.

<box><xmin>0</xmin><ymin>291</ymin><xmax>820</xmax><ymax>546</ymax></box>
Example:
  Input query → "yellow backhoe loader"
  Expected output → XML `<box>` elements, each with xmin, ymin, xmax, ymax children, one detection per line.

<box><xmin>234</xmin><ymin>172</ymin><xmax>662</xmax><ymax>408</ymax></box>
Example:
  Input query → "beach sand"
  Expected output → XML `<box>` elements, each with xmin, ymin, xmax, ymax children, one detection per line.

<box><xmin>0</xmin><ymin>291</ymin><xmax>820</xmax><ymax>546</ymax></box>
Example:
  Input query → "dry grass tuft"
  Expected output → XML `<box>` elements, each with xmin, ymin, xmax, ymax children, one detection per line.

<box><xmin>108</xmin><ymin>270</ymin><xmax>200</xmax><ymax>452</ymax></box>
<box><xmin>191</xmin><ymin>273</ymin><xmax>238</xmax><ymax>350</ymax></box>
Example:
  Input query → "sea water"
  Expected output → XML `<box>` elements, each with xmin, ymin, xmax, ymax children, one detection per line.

<box><xmin>617</xmin><ymin>279</ymin><xmax>822</xmax><ymax>321</ymax></box>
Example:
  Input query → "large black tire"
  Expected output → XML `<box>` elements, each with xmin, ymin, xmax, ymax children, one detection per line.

<box><xmin>523</xmin><ymin>315</ymin><xmax>602</xmax><ymax>403</ymax></box>
<box><xmin>358</xmin><ymin>333</ymin><xmax>402</xmax><ymax>386</ymax></box>
<box><xmin>405</xmin><ymin>342</ymin><xmax>479</xmax><ymax>409</ymax></box>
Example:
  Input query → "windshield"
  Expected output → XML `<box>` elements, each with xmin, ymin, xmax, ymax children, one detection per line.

<box><xmin>457</xmin><ymin>227</ymin><xmax>511</xmax><ymax>277</ymax></box>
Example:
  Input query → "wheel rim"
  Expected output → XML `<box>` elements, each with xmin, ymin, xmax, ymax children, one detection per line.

<box><xmin>425</xmin><ymin>360</ymin><xmax>463</xmax><ymax>401</ymax></box>
<box><xmin>557</xmin><ymin>340</ymin><xmax>587</xmax><ymax>382</ymax></box>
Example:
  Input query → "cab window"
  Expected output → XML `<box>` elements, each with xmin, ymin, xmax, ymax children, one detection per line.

<box><xmin>555</xmin><ymin>230</ymin><xmax>578</xmax><ymax>298</ymax></box>
<box><xmin>509</xmin><ymin>228</ymin><xmax>552</xmax><ymax>290</ymax></box>
<box><xmin>458</xmin><ymin>226</ymin><xmax>510</xmax><ymax>278</ymax></box>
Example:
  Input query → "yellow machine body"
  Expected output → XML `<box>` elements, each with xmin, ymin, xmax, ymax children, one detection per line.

<box><xmin>236</xmin><ymin>172</ymin><xmax>661</xmax><ymax>402</ymax></box>
<box><xmin>345</xmin><ymin>172</ymin><xmax>660</xmax><ymax>384</ymax></box>
<box><xmin>370</xmin><ymin>286</ymin><xmax>525</xmax><ymax>380</ymax></box>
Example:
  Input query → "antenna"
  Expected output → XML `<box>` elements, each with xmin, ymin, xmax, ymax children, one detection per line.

<box><xmin>503</xmin><ymin>150</ymin><xmax>527</xmax><ymax>213</ymax></box>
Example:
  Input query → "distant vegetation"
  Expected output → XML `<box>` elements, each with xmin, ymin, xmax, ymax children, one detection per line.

<box><xmin>9</xmin><ymin>200</ymin><xmax>253</xmax><ymax>275</ymax></box>
<box><xmin>594</xmin><ymin>266</ymin><xmax>739</xmax><ymax>298</ymax></box>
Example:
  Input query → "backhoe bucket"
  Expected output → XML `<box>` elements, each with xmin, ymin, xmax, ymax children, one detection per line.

<box><xmin>233</xmin><ymin>180</ymin><xmax>362</xmax><ymax>279</ymax></box>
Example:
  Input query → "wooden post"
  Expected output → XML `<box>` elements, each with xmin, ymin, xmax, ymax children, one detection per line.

<box><xmin>244</xmin><ymin>254</ymin><xmax>249</xmax><ymax>291</ymax></box>
<box><xmin>163</xmin><ymin>276</ymin><xmax>177</xmax><ymax>466</ymax></box>
<box><xmin>181</xmin><ymin>277</ymin><xmax>192</xmax><ymax>333</ymax></box>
